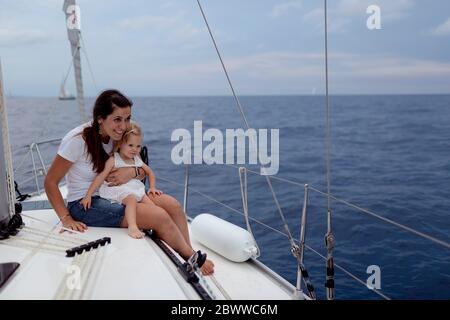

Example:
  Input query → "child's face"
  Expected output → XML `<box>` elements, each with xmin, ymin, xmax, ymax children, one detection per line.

<box><xmin>120</xmin><ymin>134</ymin><xmax>142</xmax><ymax>159</ymax></box>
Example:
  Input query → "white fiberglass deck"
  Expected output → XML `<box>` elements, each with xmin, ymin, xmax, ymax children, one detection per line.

<box><xmin>0</xmin><ymin>208</ymin><xmax>296</xmax><ymax>300</ymax></box>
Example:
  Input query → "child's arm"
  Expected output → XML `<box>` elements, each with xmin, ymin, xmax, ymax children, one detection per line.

<box><xmin>81</xmin><ymin>157</ymin><xmax>115</xmax><ymax>210</ymax></box>
<box><xmin>141</xmin><ymin>164</ymin><xmax>163</xmax><ymax>196</ymax></box>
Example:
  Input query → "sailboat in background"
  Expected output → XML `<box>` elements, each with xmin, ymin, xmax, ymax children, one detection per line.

<box><xmin>58</xmin><ymin>77</ymin><xmax>75</xmax><ymax>100</ymax></box>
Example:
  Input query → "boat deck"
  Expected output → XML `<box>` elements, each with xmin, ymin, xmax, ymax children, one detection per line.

<box><xmin>0</xmin><ymin>208</ymin><xmax>297</xmax><ymax>300</ymax></box>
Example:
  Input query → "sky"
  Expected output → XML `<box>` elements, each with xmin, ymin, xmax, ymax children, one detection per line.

<box><xmin>0</xmin><ymin>0</ymin><xmax>450</xmax><ymax>96</ymax></box>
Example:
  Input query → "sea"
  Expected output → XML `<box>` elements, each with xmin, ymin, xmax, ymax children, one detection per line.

<box><xmin>5</xmin><ymin>94</ymin><xmax>450</xmax><ymax>300</ymax></box>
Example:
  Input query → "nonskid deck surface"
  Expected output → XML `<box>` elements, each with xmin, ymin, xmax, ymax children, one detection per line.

<box><xmin>0</xmin><ymin>208</ymin><xmax>295</xmax><ymax>300</ymax></box>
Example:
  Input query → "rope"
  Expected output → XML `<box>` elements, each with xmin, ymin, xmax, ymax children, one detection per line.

<box><xmin>81</xmin><ymin>245</ymin><xmax>107</xmax><ymax>299</ymax></box>
<box><xmin>54</xmin><ymin>247</ymin><xmax>103</xmax><ymax>300</ymax></box>
<box><xmin>7</xmin><ymin>235</ymin><xmax>69</xmax><ymax>249</ymax></box>
<box><xmin>0</xmin><ymin>240</ymin><xmax>65</xmax><ymax>255</ymax></box>
<box><xmin>8</xmin><ymin>221</ymin><xmax>61</xmax><ymax>280</ymax></box>
<box><xmin>14</xmin><ymin>139</ymin><xmax>62</xmax><ymax>198</ymax></box>
<box><xmin>8</xmin><ymin>214</ymin><xmax>107</xmax><ymax>300</ymax></box>
<box><xmin>80</xmin><ymin>34</ymin><xmax>99</xmax><ymax>93</ymax></box>
<box><xmin>158</xmin><ymin>175</ymin><xmax>391</xmax><ymax>300</ymax></box>
<box><xmin>62</xmin><ymin>54</ymin><xmax>74</xmax><ymax>91</ymax></box>
<box><xmin>195</xmin><ymin>269</ymin><xmax>217</xmax><ymax>300</ymax></box>
<box><xmin>304</xmin><ymin>243</ymin><xmax>391</xmax><ymax>300</ymax></box>
<box><xmin>21</xmin><ymin>226</ymin><xmax>86</xmax><ymax>246</ymax></box>
<box><xmin>209</xmin><ymin>275</ymin><xmax>232</xmax><ymax>300</ymax></box>
<box><xmin>195</xmin><ymin>0</ymin><xmax>303</xmax><ymax>279</ymax></box>
<box><xmin>221</xmin><ymin>164</ymin><xmax>450</xmax><ymax>250</ymax></box>
<box><xmin>75</xmin><ymin>249</ymin><xmax>97</xmax><ymax>300</ymax></box>
<box><xmin>238</xmin><ymin>167</ymin><xmax>260</xmax><ymax>257</ymax></box>
<box><xmin>14</xmin><ymin>180</ymin><xmax>30</xmax><ymax>202</ymax></box>
<box><xmin>54</xmin><ymin>253</ymin><xmax>84</xmax><ymax>300</ymax></box>
<box><xmin>323</xmin><ymin>0</ymin><xmax>335</xmax><ymax>301</ymax></box>
<box><xmin>324</xmin><ymin>0</ymin><xmax>332</xmax><ymax>215</ymax></box>
<box><xmin>21</xmin><ymin>213</ymin><xmax>93</xmax><ymax>243</ymax></box>
<box><xmin>13</xmin><ymin>148</ymin><xmax>32</xmax><ymax>174</ymax></box>
<box><xmin>308</xmin><ymin>188</ymin><xmax>450</xmax><ymax>250</ymax></box>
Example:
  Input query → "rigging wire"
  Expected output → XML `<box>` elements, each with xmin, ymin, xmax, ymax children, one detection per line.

<box><xmin>323</xmin><ymin>0</ymin><xmax>336</xmax><ymax>301</ymax></box>
<box><xmin>80</xmin><ymin>33</ymin><xmax>99</xmax><ymax>93</ymax></box>
<box><xmin>158</xmin><ymin>174</ymin><xmax>391</xmax><ymax>300</ymax></box>
<box><xmin>195</xmin><ymin>0</ymin><xmax>296</xmax><ymax>250</ymax></box>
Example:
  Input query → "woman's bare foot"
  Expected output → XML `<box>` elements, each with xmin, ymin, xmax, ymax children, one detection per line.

<box><xmin>128</xmin><ymin>226</ymin><xmax>145</xmax><ymax>239</ymax></box>
<box><xmin>200</xmin><ymin>259</ymin><xmax>215</xmax><ymax>275</ymax></box>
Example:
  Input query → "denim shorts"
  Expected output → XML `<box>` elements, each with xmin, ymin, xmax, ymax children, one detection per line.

<box><xmin>68</xmin><ymin>196</ymin><xmax>125</xmax><ymax>227</ymax></box>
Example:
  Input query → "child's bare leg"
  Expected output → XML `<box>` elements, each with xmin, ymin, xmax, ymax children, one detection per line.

<box><xmin>140</xmin><ymin>195</ymin><xmax>154</xmax><ymax>205</ymax></box>
<box><xmin>122</xmin><ymin>195</ymin><xmax>145</xmax><ymax>239</ymax></box>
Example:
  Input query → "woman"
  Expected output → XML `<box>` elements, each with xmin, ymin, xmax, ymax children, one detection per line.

<box><xmin>44</xmin><ymin>89</ymin><xmax>214</xmax><ymax>275</ymax></box>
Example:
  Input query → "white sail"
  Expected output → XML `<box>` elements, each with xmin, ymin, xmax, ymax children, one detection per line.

<box><xmin>58</xmin><ymin>77</ymin><xmax>75</xmax><ymax>100</ymax></box>
<box><xmin>62</xmin><ymin>0</ymin><xmax>86</xmax><ymax>122</ymax></box>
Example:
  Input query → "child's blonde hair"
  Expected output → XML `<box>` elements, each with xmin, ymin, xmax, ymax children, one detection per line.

<box><xmin>114</xmin><ymin>121</ymin><xmax>143</xmax><ymax>153</ymax></box>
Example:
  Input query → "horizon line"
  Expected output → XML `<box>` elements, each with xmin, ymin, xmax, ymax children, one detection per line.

<box><xmin>5</xmin><ymin>93</ymin><xmax>450</xmax><ymax>99</ymax></box>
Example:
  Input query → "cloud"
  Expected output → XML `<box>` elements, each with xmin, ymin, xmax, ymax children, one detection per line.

<box><xmin>117</xmin><ymin>11</ymin><xmax>202</xmax><ymax>48</ymax></box>
<box><xmin>301</xmin><ymin>8</ymin><xmax>350</xmax><ymax>33</ymax></box>
<box><xmin>118</xmin><ymin>14</ymin><xmax>180</xmax><ymax>30</ymax></box>
<box><xmin>337</xmin><ymin>0</ymin><xmax>414</xmax><ymax>20</ymax></box>
<box><xmin>270</xmin><ymin>0</ymin><xmax>302</xmax><ymax>18</ymax></box>
<box><xmin>431</xmin><ymin>18</ymin><xmax>450</xmax><ymax>36</ymax></box>
<box><xmin>155</xmin><ymin>50</ymin><xmax>450</xmax><ymax>80</ymax></box>
<box><xmin>301</xmin><ymin>0</ymin><xmax>415</xmax><ymax>33</ymax></box>
<box><xmin>138</xmin><ymin>50</ymin><xmax>450</xmax><ymax>94</ymax></box>
<box><xmin>337</xmin><ymin>55</ymin><xmax>450</xmax><ymax>78</ymax></box>
<box><xmin>0</xmin><ymin>27</ymin><xmax>50</xmax><ymax>47</ymax></box>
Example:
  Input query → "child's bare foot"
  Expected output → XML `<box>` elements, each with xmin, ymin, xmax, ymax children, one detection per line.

<box><xmin>200</xmin><ymin>259</ymin><xmax>215</xmax><ymax>275</ymax></box>
<box><xmin>128</xmin><ymin>226</ymin><xmax>145</xmax><ymax>239</ymax></box>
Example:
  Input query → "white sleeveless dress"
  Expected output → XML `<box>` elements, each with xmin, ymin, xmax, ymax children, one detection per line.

<box><xmin>99</xmin><ymin>152</ymin><xmax>146</xmax><ymax>203</ymax></box>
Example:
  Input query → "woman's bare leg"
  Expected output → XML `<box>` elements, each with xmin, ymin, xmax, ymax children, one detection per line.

<box><xmin>148</xmin><ymin>194</ymin><xmax>215</xmax><ymax>275</ymax></box>
<box><xmin>122</xmin><ymin>195</ymin><xmax>145</xmax><ymax>239</ymax></box>
<box><xmin>148</xmin><ymin>194</ymin><xmax>190</xmax><ymax>243</ymax></box>
<box><xmin>121</xmin><ymin>201</ymin><xmax>194</xmax><ymax>260</ymax></box>
<box><xmin>140</xmin><ymin>194</ymin><xmax>154</xmax><ymax>205</ymax></box>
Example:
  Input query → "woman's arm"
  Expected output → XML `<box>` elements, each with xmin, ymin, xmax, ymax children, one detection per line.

<box><xmin>81</xmin><ymin>157</ymin><xmax>114</xmax><ymax>209</ymax></box>
<box><xmin>106</xmin><ymin>167</ymin><xmax>144</xmax><ymax>186</ymax></box>
<box><xmin>86</xmin><ymin>157</ymin><xmax>114</xmax><ymax>197</ymax></box>
<box><xmin>44</xmin><ymin>155</ymin><xmax>87</xmax><ymax>232</ymax></box>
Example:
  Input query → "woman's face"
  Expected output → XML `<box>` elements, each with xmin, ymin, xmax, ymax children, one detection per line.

<box><xmin>98</xmin><ymin>106</ymin><xmax>131</xmax><ymax>141</ymax></box>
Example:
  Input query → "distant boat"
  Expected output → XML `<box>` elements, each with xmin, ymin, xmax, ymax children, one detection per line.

<box><xmin>58</xmin><ymin>79</ymin><xmax>76</xmax><ymax>100</ymax></box>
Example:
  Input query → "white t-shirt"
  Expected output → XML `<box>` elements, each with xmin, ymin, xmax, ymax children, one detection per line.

<box><xmin>57</xmin><ymin>123</ymin><xmax>113</xmax><ymax>202</ymax></box>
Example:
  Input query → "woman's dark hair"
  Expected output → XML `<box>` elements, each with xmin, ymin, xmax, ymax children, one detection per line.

<box><xmin>83</xmin><ymin>89</ymin><xmax>133</xmax><ymax>173</ymax></box>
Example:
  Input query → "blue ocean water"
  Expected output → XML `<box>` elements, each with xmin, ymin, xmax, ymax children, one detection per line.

<box><xmin>6</xmin><ymin>95</ymin><xmax>450</xmax><ymax>300</ymax></box>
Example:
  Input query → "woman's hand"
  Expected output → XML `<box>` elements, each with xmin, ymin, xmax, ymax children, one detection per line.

<box><xmin>60</xmin><ymin>215</ymin><xmax>87</xmax><ymax>233</ymax></box>
<box><xmin>147</xmin><ymin>188</ymin><xmax>163</xmax><ymax>196</ymax></box>
<box><xmin>106</xmin><ymin>167</ymin><xmax>134</xmax><ymax>186</ymax></box>
<box><xmin>81</xmin><ymin>196</ymin><xmax>91</xmax><ymax>210</ymax></box>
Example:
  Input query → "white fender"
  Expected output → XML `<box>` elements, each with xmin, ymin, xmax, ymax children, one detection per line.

<box><xmin>191</xmin><ymin>213</ymin><xmax>259</xmax><ymax>263</ymax></box>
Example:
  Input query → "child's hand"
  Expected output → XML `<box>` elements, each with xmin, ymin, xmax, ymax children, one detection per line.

<box><xmin>147</xmin><ymin>188</ymin><xmax>163</xmax><ymax>196</ymax></box>
<box><xmin>80</xmin><ymin>196</ymin><xmax>91</xmax><ymax>211</ymax></box>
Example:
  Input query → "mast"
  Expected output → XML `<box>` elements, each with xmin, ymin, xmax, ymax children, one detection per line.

<box><xmin>62</xmin><ymin>0</ymin><xmax>86</xmax><ymax>123</ymax></box>
<box><xmin>0</xmin><ymin>59</ymin><xmax>15</xmax><ymax>227</ymax></box>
